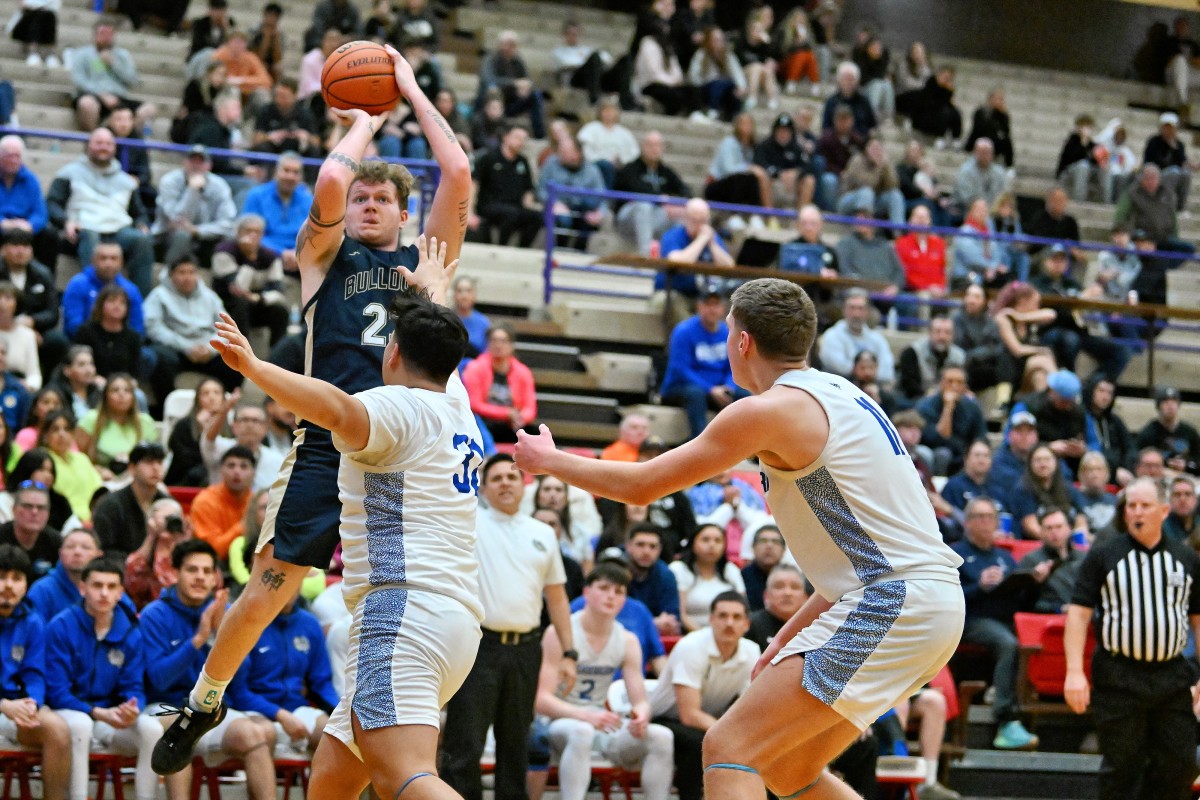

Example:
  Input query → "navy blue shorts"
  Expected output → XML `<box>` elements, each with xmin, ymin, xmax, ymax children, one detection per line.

<box><xmin>260</xmin><ymin>426</ymin><xmax>343</xmax><ymax>569</ymax></box>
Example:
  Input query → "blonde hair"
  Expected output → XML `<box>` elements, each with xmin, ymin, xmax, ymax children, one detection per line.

<box><xmin>353</xmin><ymin>161</ymin><xmax>415</xmax><ymax>205</ymax></box>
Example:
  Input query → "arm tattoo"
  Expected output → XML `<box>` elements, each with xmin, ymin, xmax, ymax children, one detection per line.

<box><xmin>296</xmin><ymin>221</ymin><xmax>314</xmax><ymax>255</ymax></box>
<box><xmin>327</xmin><ymin>152</ymin><xmax>360</xmax><ymax>173</ymax></box>
<box><xmin>425</xmin><ymin>108</ymin><xmax>457</xmax><ymax>145</ymax></box>
<box><xmin>307</xmin><ymin>197</ymin><xmax>344</xmax><ymax>229</ymax></box>
<box><xmin>260</xmin><ymin>567</ymin><xmax>287</xmax><ymax>592</ymax></box>
<box><xmin>457</xmin><ymin>198</ymin><xmax>468</xmax><ymax>232</ymax></box>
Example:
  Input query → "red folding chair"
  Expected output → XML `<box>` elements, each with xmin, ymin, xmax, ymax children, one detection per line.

<box><xmin>91</xmin><ymin>752</ymin><xmax>135</xmax><ymax>800</ymax></box>
<box><xmin>190</xmin><ymin>756</ymin><xmax>310</xmax><ymax>800</ymax></box>
<box><xmin>0</xmin><ymin>748</ymin><xmax>38</xmax><ymax>800</ymax></box>
<box><xmin>1014</xmin><ymin>611</ymin><xmax>1096</xmax><ymax>724</ymax></box>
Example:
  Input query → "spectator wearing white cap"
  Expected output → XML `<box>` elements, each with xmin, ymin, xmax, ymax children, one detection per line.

<box><xmin>1143</xmin><ymin>112</ymin><xmax>1197</xmax><ymax>211</ymax></box>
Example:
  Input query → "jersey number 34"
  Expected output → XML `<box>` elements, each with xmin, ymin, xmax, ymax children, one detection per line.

<box><xmin>452</xmin><ymin>433</ymin><xmax>486</xmax><ymax>495</ymax></box>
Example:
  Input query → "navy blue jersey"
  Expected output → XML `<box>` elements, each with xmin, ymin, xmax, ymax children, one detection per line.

<box><xmin>304</xmin><ymin>237</ymin><xmax>419</xmax><ymax>402</ymax></box>
<box><xmin>269</xmin><ymin>236</ymin><xmax>420</xmax><ymax>568</ymax></box>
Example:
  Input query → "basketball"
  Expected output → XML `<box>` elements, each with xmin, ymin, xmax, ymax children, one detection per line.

<box><xmin>321</xmin><ymin>41</ymin><xmax>401</xmax><ymax>115</ymax></box>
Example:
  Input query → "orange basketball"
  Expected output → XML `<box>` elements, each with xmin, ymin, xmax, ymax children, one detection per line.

<box><xmin>321</xmin><ymin>41</ymin><xmax>401</xmax><ymax>115</ymax></box>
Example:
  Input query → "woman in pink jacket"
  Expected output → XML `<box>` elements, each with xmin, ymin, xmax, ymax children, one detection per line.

<box><xmin>463</xmin><ymin>324</ymin><xmax>538</xmax><ymax>443</ymax></box>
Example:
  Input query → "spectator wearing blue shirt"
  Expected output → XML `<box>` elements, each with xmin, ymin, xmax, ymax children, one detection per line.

<box><xmin>624</xmin><ymin>525</ymin><xmax>682</xmax><ymax>637</ymax></box>
<box><xmin>941</xmin><ymin>439</ymin><xmax>1011</xmax><ymax>516</ymax></box>
<box><xmin>686</xmin><ymin>470</ymin><xmax>765</xmax><ymax>518</ymax></box>
<box><xmin>0</xmin><ymin>135</ymin><xmax>57</xmax><ymax>269</ymax></box>
<box><xmin>573</xmin><ymin>547</ymin><xmax>668</xmax><ymax>676</ymax></box>
<box><xmin>139</xmin><ymin>540</ymin><xmax>277</xmax><ymax>800</ymax></box>
<box><xmin>537</xmin><ymin>137</ymin><xmax>609</xmax><ymax>251</ymax></box>
<box><xmin>45</xmin><ymin>557</ymin><xmax>164</xmax><ymax>800</ymax></box>
<box><xmin>661</xmin><ymin>289</ymin><xmax>746</xmax><ymax>439</ymax></box>
<box><xmin>231</xmin><ymin>594</ymin><xmax>339</xmax><ymax>756</ymax></box>
<box><xmin>26</xmin><ymin>529</ymin><xmax>100</xmax><ymax>622</ymax></box>
<box><xmin>240</xmin><ymin>153</ymin><xmax>312</xmax><ymax>271</ymax></box>
<box><xmin>0</xmin><ymin>544</ymin><xmax>70</xmax><ymax>799</ymax></box>
<box><xmin>60</xmin><ymin>241</ymin><xmax>146</xmax><ymax>338</ymax></box>
<box><xmin>453</xmin><ymin>275</ymin><xmax>491</xmax><ymax>369</ymax></box>
<box><xmin>656</xmin><ymin>198</ymin><xmax>735</xmax><ymax>326</ymax></box>
<box><xmin>915</xmin><ymin>365</ymin><xmax>988</xmax><ymax>475</ymax></box>
<box><xmin>950</xmin><ymin>497</ymin><xmax>1038</xmax><ymax>750</ymax></box>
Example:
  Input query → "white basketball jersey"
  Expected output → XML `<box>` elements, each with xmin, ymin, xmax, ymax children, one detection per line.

<box><xmin>564</xmin><ymin>611</ymin><xmax>627</xmax><ymax>709</ymax></box>
<box><xmin>333</xmin><ymin>374</ymin><xmax>485</xmax><ymax>620</ymax></box>
<box><xmin>759</xmin><ymin>369</ymin><xmax>962</xmax><ymax>601</ymax></box>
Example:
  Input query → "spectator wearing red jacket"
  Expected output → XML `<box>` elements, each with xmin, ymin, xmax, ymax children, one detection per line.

<box><xmin>463</xmin><ymin>323</ymin><xmax>538</xmax><ymax>443</ymax></box>
<box><xmin>894</xmin><ymin>204</ymin><xmax>947</xmax><ymax>297</ymax></box>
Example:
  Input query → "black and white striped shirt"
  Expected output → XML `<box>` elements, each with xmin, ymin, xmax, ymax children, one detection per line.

<box><xmin>1071</xmin><ymin>533</ymin><xmax>1200</xmax><ymax>662</ymax></box>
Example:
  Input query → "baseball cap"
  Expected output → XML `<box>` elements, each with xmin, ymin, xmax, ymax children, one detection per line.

<box><xmin>1132</xmin><ymin>228</ymin><xmax>1153</xmax><ymax>242</ymax></box>
<box><xmin>186</xmin><ymin>144</ymin><xmax>209</xmax><ymax>159</ymax></box>
<box><xmin>0</xmin><ymin>228</ymin><xmax>33</xmax><ymax>247</ymax></box>
<box><xmin>1047</xmin><ymin>369</ymin><xmax>1082</xmax><ymax>401</ymax></box>
<box><xmin>129</xmin><ymin>441</ymin><xmax>167</xmax><ymax>464</ymax></box>
<box><xmin>639</xmin><ymin>435</ymin><xmax>667</xmax><ymax>456</ymax></box>
<box><xmin>1155</xmin><ymin>386</ymin><xmax>1182</xmax><ymax>406</ymax></box>
<box><xmin>699</xmin><ymin>282</ymin><xmax>726</xmax><ymax>301</ymax></box>
<box><xmin>1160</xmin><ymin>111</ymin><xmax>1180</xmax><ymax>127</ymax></box>
<box><xmin>1009</xmin><ymin>410</ymin><xmax>1037</xmax><ymax>428</ymax></box>
<box><xmin>596</xmin><ymin>547</ymin><xmax>632</xmax><ymax>569</ymax></box>
<box><xmin>773</xmin><ymin>113</ymin><xmax>795</xmax><ymax>130</ymax></box>
<box><xmin>1046</xmin><ymin>243</ymin><xmax>1068</xmax><ymax>257</ymax></box>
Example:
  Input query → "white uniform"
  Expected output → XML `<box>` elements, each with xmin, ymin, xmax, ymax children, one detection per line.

<box><xmin>647</xmin><ymin>627</ymin><xmax>759</xmax><ymax>720</ymax></box>
<box><xmin>547</xmin><ymin>612</ymin><xmax>675</xmax><ymax>800</ymax></box>
<box><xmin>324</xmin><ymin>374</ymin><xmax>486</xmax><ymax>759</ymax></box>
<box><xmin>760</xmin><ymin>369</ymin><xmax>965</xmax><ymax>729</ymax></box>
<box><xmin>564</xmin><ymin>612</ymin><xmax>626</xmax><ymax>708</ymax></box>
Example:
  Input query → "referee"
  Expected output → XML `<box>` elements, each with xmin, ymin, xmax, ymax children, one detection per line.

<box><xmin>1064</xmin><ymin>477</ymin><xmax>1200</xmax><ymax>800</ymax></box>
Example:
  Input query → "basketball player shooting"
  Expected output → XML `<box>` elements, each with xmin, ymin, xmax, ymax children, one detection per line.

<box><xmin>515</xmin><ymin>278</ymin><xmax>966</xmax><ymax>800</ymax></box>
<box><xmin>153</xmin><ymin>45</ymin><xmax>474</xmax><ymax>774</ymax></box>
<box><xmin>210</xmin><ymin>235</ymin><xmax>486</xmax><ymax>800</ymax></box>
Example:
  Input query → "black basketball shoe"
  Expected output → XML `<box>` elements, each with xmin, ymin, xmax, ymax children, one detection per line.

<box><xmin>151</xmin><ymin>702</ymin><xmax>227</xmax><ymax>775</ymax></box>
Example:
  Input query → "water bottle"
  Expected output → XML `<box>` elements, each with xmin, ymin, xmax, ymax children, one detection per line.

<box><xmin>885</xmin><ymin>306</ymin><xmax>898</xmax><ymax>331</ymax></box>
<box><xmin>287</xmin><ymin>304</ymin><xmax>301</xmax><ymax>336</ymax></box>
<box><xmin>407</xmin><ymin>193</ymin><xmax>421</xmax><ymax>223</ymax></box>
<box><xmin>648</xmin><ymin>240</ymin><xmax>660</xmax><ymax>259</ymax></box>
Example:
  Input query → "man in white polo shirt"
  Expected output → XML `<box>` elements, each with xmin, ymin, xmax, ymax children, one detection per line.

<box><xmin>649</xmin><ymin>591</ymin><xmax>759</xmax><ymax>800</ymax></box>
<box><xmin>442</xmin><ymin>453</ymin><xmax>578</xmax><ymax>800</ymax></box>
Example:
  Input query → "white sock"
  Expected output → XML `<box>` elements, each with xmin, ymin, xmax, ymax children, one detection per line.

<box><xmin>924</xmin><ymin>757</ymin><xmax>939</xmax><ymax>785</ymax></box>
<box><xmin>190</xmin><ymin>669</ymin><xmax>231</xmax><ymax>711</ymax></box>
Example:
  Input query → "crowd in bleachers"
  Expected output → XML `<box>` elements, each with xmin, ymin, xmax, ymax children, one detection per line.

<box><xmin>0</xmin><ymin>0</ymin><xmax>1198</xmax><ymax>797</ymax></box>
